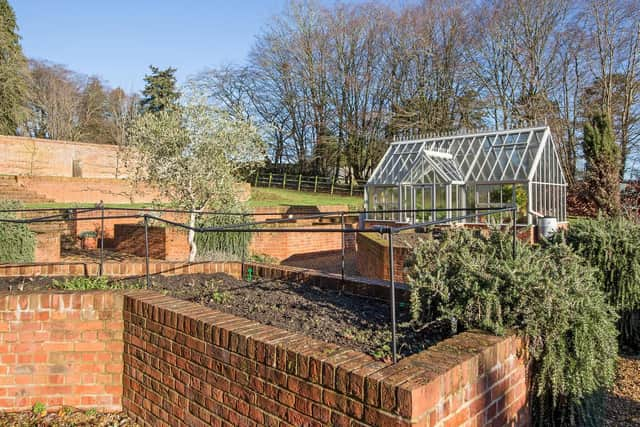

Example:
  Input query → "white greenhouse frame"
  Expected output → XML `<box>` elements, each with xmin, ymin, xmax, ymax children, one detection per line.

<box><xmin>365</xmin><ymin>126</ymin><xmax>567</xmax><ymax>225</ymax></box>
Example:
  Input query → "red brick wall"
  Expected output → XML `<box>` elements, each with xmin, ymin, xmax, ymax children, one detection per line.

<box><xmin>114</xmin><ymin>224</ymin><xmax>190</xmax><ymax>261</ymax></box>
<box><xmin>357</xmin><ymin>233</ymin><xmax>411</xmax><ymax>283</ymax></box>
<box><xmin>14</xmin><ymin>177</ymin><xmax>250</xmax><ymax>205</ymax></box>
<box><xmin>0</xmin><ymin>291</ymin><xmax>124</xmax><ymax>411</ymax></box>
<box><xmin>14</xmin><ymin>176</ymin><xmax>160</xmax><ymax>204</ymax></box>
<box><xmin>249</xmin><ymin>218</ymin><xmax>357</xmax><ymax>261</ymax></box>
<box><xmin>34</xmin><ymin>232</ymin><xmax>61</xmax><ymax>263</ymax></box>
<box><xmin>122</xmin><ymin>291</ymin><xmax>529</xmax><ymax>427</ymax></box>
<box><xmin>0</xmin><ymin>135</ymin><xmax>127</xmax><ymax>178</ymax></box>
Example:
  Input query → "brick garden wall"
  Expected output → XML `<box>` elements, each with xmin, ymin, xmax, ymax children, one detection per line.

<box><xmin>0</xmin><ymin>291</ymin><xmax>124</xmax><ymax>411</ymax></box>
<box><xmin>14</xmin><ymin>176</ymin><xmax>160</xmax><ymax>204</ymax></box>
<box><xmin>249</xmin><ymin>219</ymin><xmax>357</xmax><ymax>261</ymax></box>
<box><xmin>249</xmin><ymin>205</ymin><xmax>356</xmax><ymax>261</ymax></box>
<box><xmin>357</xmin><ymin>233</ymin><xmax>411</xmax><ymax>284</ymax></box>
<box><xmin>34</xmin><ymin>232</ymin><xmax>61</xmax><ymax>263</ymax></box>
<box><xmin>114</xmin><ymin>224</ymin><xmax>191</xmax><ymax>261</ymax></box>
<box><xmin>0</xmin><ymin>135</ymin><xmax>127</xmax><ymax>178</ymax></box>
<box><xmin>122</xmin><ymin>291</ymin><xmax>529</xmax><ymax>427</ymax></box>
<box><xmin>0</xmin><ymin>285</ymin><xmax>529</xmax><ymax>426</ymax></box>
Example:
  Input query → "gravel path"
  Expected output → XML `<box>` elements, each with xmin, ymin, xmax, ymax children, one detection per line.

<box><xmin>605</xmin><ymin>354</ymin><xmax>640</xmax><ymax>426</ymax></box>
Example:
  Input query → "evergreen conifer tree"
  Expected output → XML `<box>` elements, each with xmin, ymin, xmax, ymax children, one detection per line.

<box><xmin>139</xmin><ymin>65</ymin><xmax>180</xmax><ymax>114</ymax></box>
<box><xmin>0</xmin><ymin>0</ymin><xmax>30</xmax><ymax>135</ymax></box>
<box><xmin>583</xmin><ymin>113</ymin><xmax>621</xmax><ymax>216</ymax></box>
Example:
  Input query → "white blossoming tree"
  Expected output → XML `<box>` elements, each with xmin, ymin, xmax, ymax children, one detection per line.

<box><xmin>127</xmin><ymin>92</ymin><xmax>265</xmax><ymax>261</ymax></box>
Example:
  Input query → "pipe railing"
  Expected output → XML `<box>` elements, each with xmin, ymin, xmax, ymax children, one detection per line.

<box><xmin>0</xmin><ymin>204</ymin><xmax>518</xmax><ymax>363</ymax></box>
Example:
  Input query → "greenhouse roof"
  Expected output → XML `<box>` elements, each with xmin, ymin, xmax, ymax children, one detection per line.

<box><xmin>368</xmin><ymin>126</ymin><xmax>566</xmax><ymax>186</ymax></box>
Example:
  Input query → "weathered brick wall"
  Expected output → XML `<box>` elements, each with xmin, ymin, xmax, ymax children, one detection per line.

<box><xmin>34</xmin><ymin>232</ymin><xmax>61</xmax><ymax>262</ymax></box>
<box><xmin>356</xmin><ymin>232</ymin><xmax>411</xmax><ymax>284</ymax></box>
<box><xmin>0</xmin><ymin>291</ymin><xmax>124</xmax><ymax>411</ymax></box>
<box><xmin>123</xmin><ymin>291</ymin><xmax>529</xmax><ymax>427</ymax></box>
<box><xmin>0</xmin><ymin>135</ymin><xmax>127</xmax><ymax>178</ymax></box>
<box><xmin>249</xmin><ymin>219</ymin><xmax>357</xmax><ymax>261</ymax></box>
<box><xmin>248</xmin><ymin>206</ymin><xmax>356</xmax><ymax>261</ymax></box>
<box><xmin>13</xmin><ymin>176</ymin><xmax>160</xmax><ymax>204</ymax></box>
<box><xmin>14</xmin><ymin>177</ymin><xmax>250</xmax><ymax>205</ymax></box>
<box><xmin>114</xmin><ymin>224</ymin><xmax>190</xmax><ymax>261</ymax></box>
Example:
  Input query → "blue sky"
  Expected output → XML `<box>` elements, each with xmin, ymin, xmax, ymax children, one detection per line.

<box><xmin>10</xmin><ymin>0</ymin><xmax>290</xmax><ymax>92</ymax></box>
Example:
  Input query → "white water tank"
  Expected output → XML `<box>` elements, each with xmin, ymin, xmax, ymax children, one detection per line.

<box><xmin>538</xmin><ymin>216</ymin><xmax>558</xmax><ymax>239</ymax></box>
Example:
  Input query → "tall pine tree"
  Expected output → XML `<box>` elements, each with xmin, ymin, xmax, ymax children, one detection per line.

<box><xmin>583</xmin><ymin>113</ymin><xmax>621</xmax><ymax>216</ymax></box>
<box><xmin>139</xmin><ymin>65</ymin><xmax>180</xmax><ymax>114</ymax></box>
<box><xmin>0</xmin><ymin>0</ymin><xmax>30</xmax><ymax>135</ymax></box>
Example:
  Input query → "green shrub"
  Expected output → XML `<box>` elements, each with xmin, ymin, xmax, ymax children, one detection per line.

<box><xmin>564</xmin><ymin>216</ymin><xmax>640</xmax><ymax>348</ymax></box>
<box><xmin>0</xmin><ymin>200</ymin><xmax>36</xmax><ymax>263</ymax></box>
<box><xmin>195</xmin><ymin>211</ymin><xmax>253</xmax><ymax>259</ymax></box>
<box><xmin>407</xmin><ymin>229</ymin><xmax>618</xmax><ymax>426</ymax></box>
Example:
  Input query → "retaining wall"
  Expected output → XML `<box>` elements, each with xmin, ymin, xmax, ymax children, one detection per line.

<box><xmin>123</xmin><ymin>291</ymin><xmax>529</xmax><ymax>427</ymax></box>
<box><xmin>34</xmin><ymin>232</ymin><xmax>61</xmax><ymax>263</ymax></box>
<box><xmin>13</xmin><ymin>176</ymin><xmax>159</xmax><ymax>204</ymax></box>
<box><xmin>0</xmin><ymin>291</ymin><xmax>124</xmax><ymax>411</ymax></box>
<box><xmin>0</xmin><ymin>135</ymin><xmax>126</xmax><ymax>178</ymax></box>
<box><xmin>0</xmin><ymin>286</ymin><xmax>529</xmax><ymax>426</ymax></box>
<box><xmin>114</xmin><ymin>224</ymin><xmax>191</xmax><ymax>261</ymax></box>
<box><xmin>357</xmin><ymin>233</ymin><xmax>411</xmax><ymax>284</ymax></box>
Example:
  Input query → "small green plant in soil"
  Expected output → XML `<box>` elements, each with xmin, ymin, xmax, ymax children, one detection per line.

<box><xmin>32</xmin><ymin>402</ymin><xmax>46</xmax><ymax>417</ymax></box>
<box><xmin>407</xmin><ymin>229</ymin><xmax>618</xmax><ymax>426</ymax></box>
<box><xmin>52</xmin><ymin>276</ymin><xmax>111</xmax><ymax>290</ymax></box>
<box><xmin>206</xmin><ymin>280</ymin><xmax>232</xmax><ymax>304</ymax></box>
<box><xmin>249</xmin><ymin>253</ymin><xmax>279</xmax><ymax>264</ymax></box>
<box><xmin>51</xmin><ymin>276</ymin><xmax>145</xmax><ymax>291</ymax></box>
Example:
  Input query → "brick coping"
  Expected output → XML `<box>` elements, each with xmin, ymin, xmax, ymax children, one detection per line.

<box><xmin>123</xmin><ymin>290</ymin><xmax>527</xmax><ymax>425</ymax></box>
<box><xmin>0</xmin><ymin>287</ymin><xmax>529</xmax><ymax>425</ymax></box>
<box><xmin>0</xmin><ymin>260</ymin><xmax>409</xmax><ymax>299</ymax></box>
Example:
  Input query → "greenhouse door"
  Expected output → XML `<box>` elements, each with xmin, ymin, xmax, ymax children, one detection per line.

<box><xmin>413</xmin><ymin>185</ymin><xmax>434</xmax><ymax>223</ymax></box>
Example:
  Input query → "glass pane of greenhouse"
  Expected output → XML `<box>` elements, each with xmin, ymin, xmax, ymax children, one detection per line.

<box><xmin>365</xmin><ymin>126</ymin><xmax>567</xmax><ymax>225</ymax></box>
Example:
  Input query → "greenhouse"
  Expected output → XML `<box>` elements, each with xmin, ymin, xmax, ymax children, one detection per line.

<box><xmin>365</xmin><ymin>126</ymin><xmax>567</xmax><ymax>225</ymax></box>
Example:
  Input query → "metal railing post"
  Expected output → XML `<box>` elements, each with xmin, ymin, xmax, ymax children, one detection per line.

<box><xmin>388</xmin><ymin>228</ymin><xmax>398</xmax><ymax>364</ymax></box>
<box><xmin>298</xmin><ymin>174</ymin><xmax>302</xmax><ymax>192</ymax></box>
<box><xmin>268</xmin><ymin>173</ymin><xmax>272</xmax><ymax>188</ymax></box>
<box><xmin>144</xmin><ymin>215</ymin><xmax>150</xmax><ymax>288</ymax></box>
<box><xmin>282</xmin><ymin>172</ymin><xmax>287</xmax><ymax>189</ymax></box>
<box><xmin>340</xmin><ymin>212</ymin><xmax>345</xmax><ymax>283</ymax></box>
<box><xmin>99</xmin><ymin>204</ymin><xmax>105</xmax><ymax>276</ymax></box>
<box><xmin>254</xmin><ymin>171</ymin><xmax>259</xmax><ymax>187</ymax></box>
<box><xmin>314</xmin><ymin>176</ymin><xmax>318</xmax><ymax>193</ymax></box>
<box><xmin>512</xmin><ymin>205</ymin><xmax>517</xmax><ymax>259</ymax></box>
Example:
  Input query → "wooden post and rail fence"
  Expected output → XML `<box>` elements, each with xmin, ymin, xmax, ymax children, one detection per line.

<box><xmin>251</xmin><ymin>171</ymin><xmax>365</xmax><ymax>196</ymax></box>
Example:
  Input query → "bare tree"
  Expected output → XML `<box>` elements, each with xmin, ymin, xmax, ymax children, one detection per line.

<box><xmin>583</xmin><ymin>0</ymin><xmax>640</xmax><ymax>178</ymax></box>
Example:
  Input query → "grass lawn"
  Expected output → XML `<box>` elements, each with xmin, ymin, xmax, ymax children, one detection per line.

<box><xmin>247</xmin><ymin>187</ymin><xmax>363</xmax><ymax>210</ymax></box>
<box><xmin>23</xmin><ymin>187</ymin><xmax>364</xmax><ymax>211</ymax></box>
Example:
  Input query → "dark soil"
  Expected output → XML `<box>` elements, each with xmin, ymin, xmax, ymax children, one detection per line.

<box><xmin>0</xmin><ymin>408</ymin><xmax>137</xmax><ymax>426</ymax></box>
<box><xmin>0</xmin><ymin>273</ymin><xmax>449</xmax><ymax>360</ymax></box>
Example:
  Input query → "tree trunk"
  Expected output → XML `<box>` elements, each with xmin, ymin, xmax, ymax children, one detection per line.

<box><xmin>188</xmin><ymin>211</ymin><xmax>197</xmax><ymax>262</ymax></box>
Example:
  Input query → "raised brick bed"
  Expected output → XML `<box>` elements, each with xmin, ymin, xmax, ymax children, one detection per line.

<box><xmin>0</xmin><ymin>286</ymin><xmax>530</xmax><ymax>426</ymax></box>
<box><xmin>0</xmin><ymin>291</ymin><xmax>123</xmax><ymax>411</ymax></box>
<box><xmin>114</xmin><ymin>224</ymin><xmax>190</xmax><ymax>261</ymax></box>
